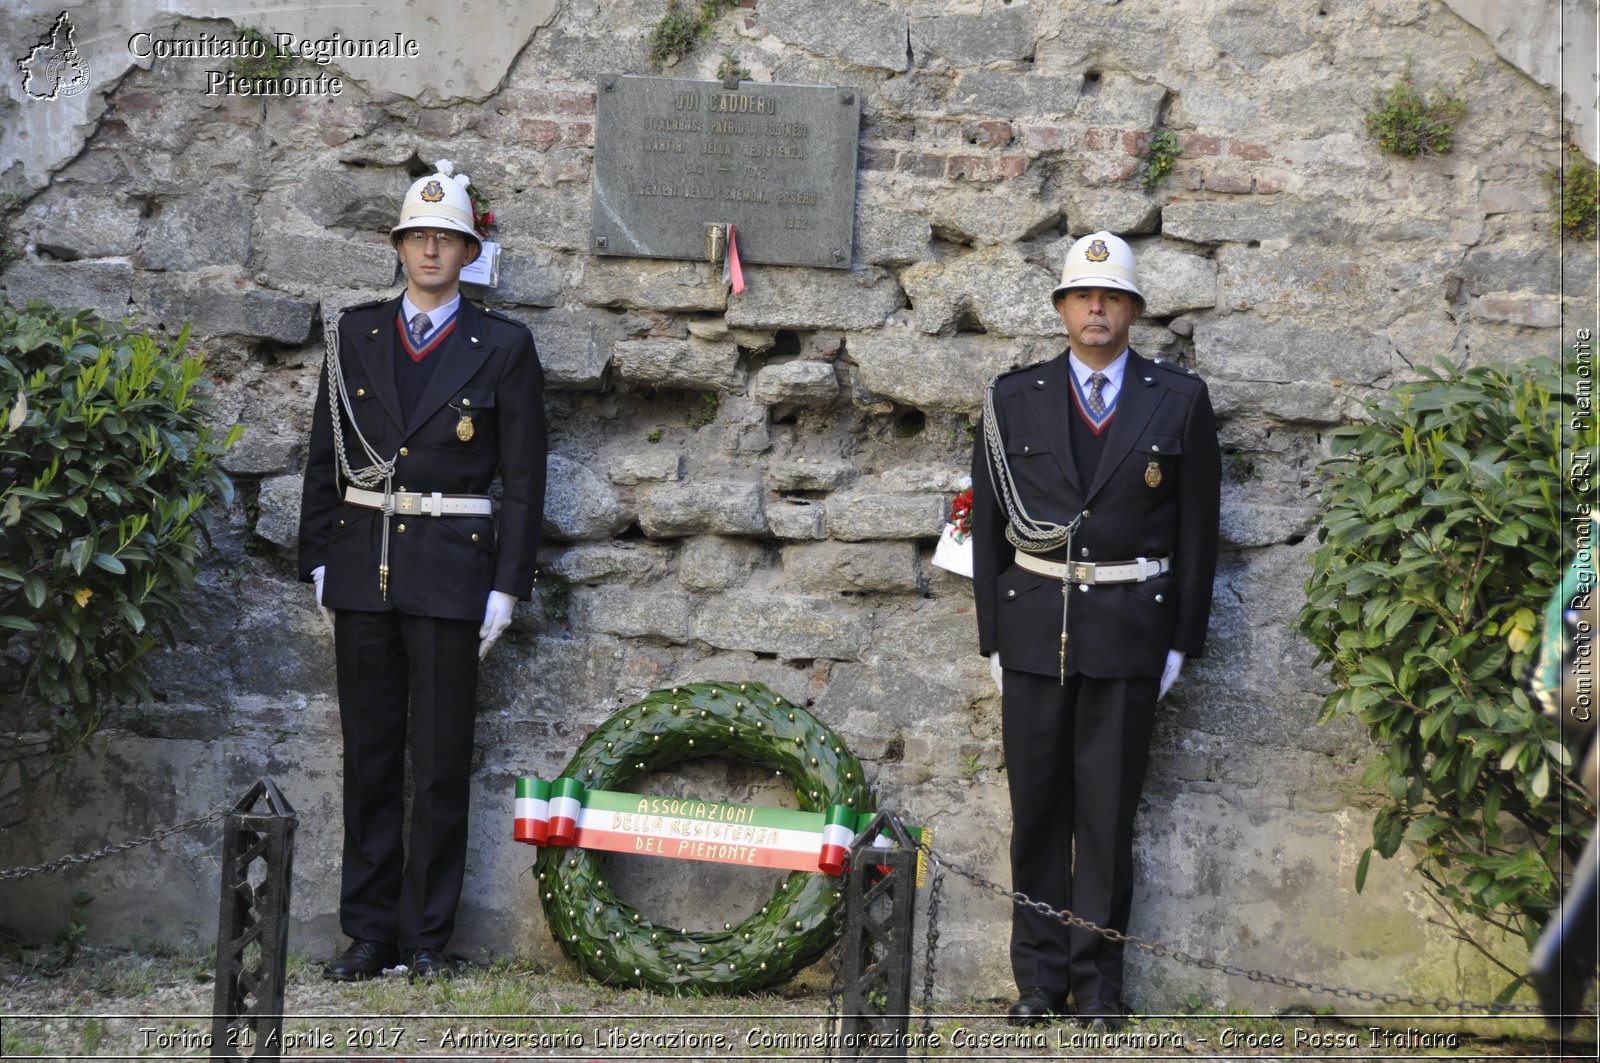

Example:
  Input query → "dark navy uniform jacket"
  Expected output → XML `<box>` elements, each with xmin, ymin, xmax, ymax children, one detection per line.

<box><xmin>298</xmin><ymin>295</ymin><xmax>547</xmax><ymax>621</ymax></box>
<box><xmin>971</xmin><ymin>349</ymin><xmax>1221</xmax><ymax>679</ymax></box>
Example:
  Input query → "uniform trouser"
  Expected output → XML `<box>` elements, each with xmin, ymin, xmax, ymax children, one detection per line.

<box><xmin>334</xmin><ymin>608</ymin><xmax>481</xmax><ymax>950</ymax></box>
<box><xmin>1001</xmin><ymin>669</ymin><xmax>1159</xmax><ymax>1005</ymax></box>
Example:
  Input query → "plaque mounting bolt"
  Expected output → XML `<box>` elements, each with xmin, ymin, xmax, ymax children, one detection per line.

<box><xmin>841</xmin><ymin>92</ymin><xmax>855</xmax><ymax>105</ymax></box>
<box><xmin>595</xmin><ymin>236</ymin><xmax>608</xmax><ymax>250</ymax></box>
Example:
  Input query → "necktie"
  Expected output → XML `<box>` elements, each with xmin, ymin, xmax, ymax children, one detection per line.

<box><xmin>1085</xmin><ymin>372</ymin><xmax>1109</xmax><ymax>419</ymax></box>
<box><xmin>408</xmin><ymin>312</ymin><xmax>432</xmax><ymax>348</ymax></box>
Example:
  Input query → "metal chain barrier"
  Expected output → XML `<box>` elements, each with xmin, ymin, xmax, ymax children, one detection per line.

<box><xmin>924</xmin><ymin>843</ymin><xmax>1551</xmax><ymax>1016</ymax></box>
<box><xmin>0</xmin><ymin>800</ymin><xmax>232</xmax><ymax>881</ymax></box>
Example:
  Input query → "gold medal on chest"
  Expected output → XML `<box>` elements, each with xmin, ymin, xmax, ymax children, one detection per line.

<box><xmin>456</xmin><ymin>414</ymin><xmax>476</xmax><ymax>442</ymax></box>
<box><xmin>1144</xmin><ymin>461</ymin><xmax>1163</xmax><ymax>489</ymax></box>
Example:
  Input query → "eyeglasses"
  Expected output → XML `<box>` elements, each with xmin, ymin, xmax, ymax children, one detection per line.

<box><xmin>401</xmin><ymin>229</ymin><xmax>465</xmax><ymax>249</ymax></box>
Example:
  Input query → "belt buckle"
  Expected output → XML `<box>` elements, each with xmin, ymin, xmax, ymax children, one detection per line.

<box><xmin>397</xmin><ymin>494</ymin><xmax>418</xmax><ymax>514</ymax></box>
<box><xmin>1069</xmin><ymin>561</ymin><xmax>1093</xmax><ymax>583</ymax></box>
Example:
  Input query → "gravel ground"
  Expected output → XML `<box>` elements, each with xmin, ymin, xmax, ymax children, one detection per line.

<box><xmin>0</xmin><ymin>946</ymin><xmax>1592</xmax><ymax>1061</ymax></box>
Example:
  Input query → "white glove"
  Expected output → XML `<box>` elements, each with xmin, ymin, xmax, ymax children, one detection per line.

<box><xmin>989</xmin><ymin>653</ymin><xmax>1004</xmax><ymax>697</ymax></box>
<box><xmin>311</xmin><ymin>565</ymin><xmax>335</xmax><ymax>638</ymax></box>
<box><xmin>1158</xmin><ymin>649</ymin><xmax>1186</xmax><ymax>701</ymax></box>
<box><xmin>478</xmin><ymin>590</ymin><xmax>516</xmax><ymax>659</ymax></box>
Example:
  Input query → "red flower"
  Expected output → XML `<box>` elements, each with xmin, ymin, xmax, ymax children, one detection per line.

<box><xmin>948</xmin><ymin>488</ymin><xmax>973</xmax><ymax>538</ymax></box>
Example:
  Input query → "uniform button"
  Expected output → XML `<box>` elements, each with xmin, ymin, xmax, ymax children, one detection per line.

<box><xmin>471</xmin><ymin>533</ymin><xmax>480</xmax><ymax>542</ymax></box>
<box><xmin>398</xmin><ymin>485</ymin><xmax>406</xmax><ymax>492</ymax></box>
<box><xmin>1078</xmin><ymin>584</ymin><xmax>1089</xmax><ymax>592</ymax></box>
<box><xmin>1022</xmin><ymin>445</ymin><xmax>1031</xmax><ymax>453</ymax></box>
<box><xmin>1080</xmin><ymin>547</ymin><xmax>1090</xmax><ymax>557</ymax></box>
<box><xmin>1082</xmin><ymin>509</ymin><xmax>1091</xmax><ymax>517</ymax></box>
<box><xmin>1006</xmin><ymin>589</ymin><xmax>1016</xmax><ymax>598</ymax></box>
<box><xmin>397</xmin><ymin>523</ymin><xmax>407</xmax><ymax>533</ymax></box>
<box><xmin>338</xmin><ymin>518</ymin><xmax>345</xmax><ymax>526</ymax></box>
<box><xmin>399</xmin><ymin>447</ymin><xmax>409</xmax><ymax>456</ymax></box>
<box><xmin>1151</xmin><ymin>445</ymin><xmax>1161</xmax><ymax>453</ymax></box>
<box><xmin>1155</xmin><ymin>593</ymin><xmax>1165</xmax><ymax>603</ymax></box>
<box><xmin>462</xmin><ymin>398</ymin><xmax>472</xmax><ymax>407</ymax></box>
<box><xmin>356</xmin><ymin>388</ymin><xmax>366</xmax><ymax>397</ymax></box>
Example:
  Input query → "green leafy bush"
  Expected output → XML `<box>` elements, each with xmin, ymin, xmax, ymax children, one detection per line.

<box><xmin>1549</xmin><ymin>148</ymin><xmax>1599</xmax><ymax>240</ymax></box>
<box><xmin>648</xmin><ymin>0</ymin><xmax>735</xmax><ymax>69</ymax></box>
<box><xmin>1298</xmin><ymin>357</ymin><xmax>1595</xmax><ymax>988</ymax></box>
<box><xmin>0</xmin><ymin>299</ymin><xmax>239</xmax><ymax>814</ymax></box>
<box><xmin>1364</xmin><ymin>69</ymin><xmax>1466</xmax><ymax>157</ymax></box>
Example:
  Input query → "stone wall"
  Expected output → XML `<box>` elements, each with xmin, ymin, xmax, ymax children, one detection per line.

<box><xmin>1</xmin><ymin>0</ymin><xmax>1594</xmax><ymax>1014</ymax></box>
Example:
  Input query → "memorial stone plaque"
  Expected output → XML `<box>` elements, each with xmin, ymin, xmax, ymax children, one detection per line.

<box><xmin>592</xmin><ymin>75</ymin><xmax>860</xmax><ymax>270</ymax></box>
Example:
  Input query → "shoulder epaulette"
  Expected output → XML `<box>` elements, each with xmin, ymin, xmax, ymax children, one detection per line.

<box><xmin>331</xmin><ymin>296</ymin><xmax>388</xmax><ymax>316</ymax></box>
<box><xmin>990</xmin><ymin>358</ymin><xmax>1055</xmax><ymax>389</ymax></box>
<box><xmin>1150</xmin><ymin>356</ymin><xmax>1201</xmax><ymax>379</ymax></box>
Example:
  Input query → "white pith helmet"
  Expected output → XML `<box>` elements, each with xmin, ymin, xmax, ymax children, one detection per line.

<box><xmin>391</xmin><ymin>163</ymin><xmax>480</xmax><ymax>246</ymax></box>
<box><xmin>1051</xmin><ymin>231</ymin><xmax>1144</xmax><ymax>304</ymax></box>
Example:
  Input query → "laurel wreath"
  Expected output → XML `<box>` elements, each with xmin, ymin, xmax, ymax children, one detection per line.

<box><xmin>535</xmin><ymin>681</ymin><xmax>872</xmax><ymax>992</ymax></box>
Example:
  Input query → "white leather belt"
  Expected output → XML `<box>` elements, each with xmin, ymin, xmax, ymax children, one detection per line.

<box><xmin>1014</xmin><ymin>550</ymin><xmax>1170</xmax><ymax>584</ymax></box>
<box><xmin>344</xmin><ymin>486</ymin><xmax>493</xmax><ymax>517</ymax></box>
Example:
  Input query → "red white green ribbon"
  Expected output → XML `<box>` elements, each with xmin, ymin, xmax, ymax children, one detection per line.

<box><xmin>514</xmin><ymin>777</ymin><xmax>865</xmax><ymax>875</ymax></box>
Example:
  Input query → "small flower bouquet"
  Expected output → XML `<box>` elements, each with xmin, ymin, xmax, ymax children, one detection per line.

<box><xmin>931</xmin><ymin>480</ymin><xmax>974</xmax><ymax>578</ymax></box>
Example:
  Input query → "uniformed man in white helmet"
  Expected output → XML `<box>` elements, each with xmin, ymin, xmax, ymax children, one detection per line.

<box><xmin>299</xmin><ymin>163</ymin><xmax>547</xmax><ymax>981</ymax></box>
<box><xmin>970</xmin><ymin>231</ymin><xmax>1221</xmax><ymax>1030</ymax></box>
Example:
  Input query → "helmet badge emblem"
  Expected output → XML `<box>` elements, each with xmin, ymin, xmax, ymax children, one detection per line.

<box><xmin>1085</xmin><ymin>239</ymin><xmax>1110</xmax><ymax>263</ymax></box>
<box><xmin>421</xmin><ymin>180</ymin><xmax>445</xmax><ymax>203</ymax></box>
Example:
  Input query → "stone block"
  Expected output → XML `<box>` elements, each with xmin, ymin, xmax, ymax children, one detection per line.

<box><xmin>898</xmin><ymin>245</ymin><xmax>1060</xmax><ymax>337</ymax></box>
<box><xmin>880</xmin><ymin>464</ymin><xmax>966</xmax><ymax>494</ymax></box>
<box><xmin>577</xmin><ymin>256</ymin><xmax>728</xmax><ymax>312</ymax></box>
<box><xmin>1071</xmin><ymin>74</ymin><xmax>1170</xmax><ymax>127</ymax></box>
<box><xmin>923</xmin><ymin>189</ymin><xmax>1062</xmax><ymax>246</ymax></box>
<box><xmin>541</xmin><ymin>542</ymin><xmax>673</xmax><ymax>586</ymax></box>
<box><xmin>825</xmin><ymin>491</ymin><xmax>946</xmax><ymax>541</ymax></box>
<box><xmin>765</xmin><ymin>500</ymin><xmax>828</xmax><ymax>540</ymax></box>
<box><xmin>1162</xmin><ymin>199</ymin><xmax>1331</xmax><ymax>244</ymax></box>
<box><xmin>141</xmin><ymin>191</ymin><xmax>253</xmax><ymax>271</ymax></box>
<box><xmin>1207</xmin><ymin>3</ymin><xmax>1316</xmax><ymax>75</ymax></box>
<box><xmin>256</xmin><ymin>232</ymin><xmax>398</xmax><ymax>290</ymax></box>
<box><xmin>761</xmin><ymin>0</ymin><xmax>909</xmax><ymax>72</ymax></box>
<box><xmin>479</xmin><ymin>247</ymin><xmax>564</xmax><ymax>308</ymax></box>
<box><xmin>782</xmin><ymin>541</ymin><xmax>922</xmax><ymax>594</ymax></box>
<box><xmin>678</xmin><ymin>536</ymin><xmax>767</xmax><ymax>592</ymax></box>
<box><xmin>854</xmin><ymin>201</ymin><xmax>933</xmax><ymax>267</ymax></box>
<box><xmin>689</xmin><ymin>592</ymin><xmax>871</xmax><ymax>660</ymax></box>
<box><xmin>543</xmin><ymin>453</ymin><xmax>633</xmax><ymax>542</ymax></box>
<box><xmin>949</xmin><ymin>72</ymin><xmax>1082</xmax><ymax>118</ymax></box>
<box><xmin>0</xmin><ymin>258</ymin><xmax>134</xmax><ymax>322</ymax></box>
<box><xmin>751</xmin><ymin>361</ymin><xmax>839</xmax><ymax>406</ymax></box>
<box><xmin>1471</xmin><ymin>293</ymin><xmax>1562</xmax><ymax>328</ymax></box>
<box><xmin>27</xmin><ymin>193</ymin><xmax>141</xmax><ymax>260</ymax></box>
<box><xmin>909</xmin><ymin>9</ymin><xmax>1036</xmax><ymax>68</ymax></box>
<box><xmin>848</xmin><ymin>329</ymin><xmax>1059</xmax><ymax>415</ymax></box>
<box><xmin>725</xmin><ymin>266</ymin><xmax>903</xmax><ymax>331</ymax></box>
<box><xmin>637</xmin><ymin>480</ymin><xmax>766</xmax><ymax>538</ymax></box>
<box><xmin>134</xmin><ymin>272</ymin><xmax>316</xmax><ymax>344</ymax></box>
<box><xmin>1194</xmin><ymin>317</ymin><xmax>1400</xmax><ymax>388</ymax></box>
<box><xmin>296</xmin><ymin>167</ymin><xmax>410</xmax><ymax>231</ymax></box>
<box><xmin>613</xmin><ymin>336</ymin><xmax>744</xmax><ymax>393</ymax></box>
<box><xmin>1209</xmin><ymin>380</ymin><xmax>1348</xmax><ymax>425</ymax></box>
<box><xmin>767</xmin><ymin>459</ymin><xmax>857</xmax><ymax>493</ymax></box>
<box><xmin>1137</xmin><ymin>243</ymin><xmax>1219</xmax><ymax>318</ymax></box>
<box><xmin>253</xmin><ymin>474</ymin><xmax>303</xmax><ymax>550</ymax></box>
<box><xmin>523</xmin><ymin>307</ymin><xmax>613</xmax><ymax>390</ymax></box>
<box><xmin>1061</xmin><ymin>187</ymin><xmax>1162</xmax><ymax>235</ymax></box>
<box><xmin>570</xmin><ymin>586</ymin><xmax>691</xmax><ymax>642</ymax></box>
<box><xmin>608</xmin><ymin>451</ymin><xmax>681</xmax><ymax>484</ymax></box>
<box><xmin>1215</xmin><ymin>242</ymin><xmax>1418</xmax><ymax>323</ymax></box>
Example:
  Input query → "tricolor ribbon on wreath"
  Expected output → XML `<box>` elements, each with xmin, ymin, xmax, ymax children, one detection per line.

<box><xmin>514</xmin><ymin>777</ymin><xmax>924</xmax><ymax>879</ymax></box>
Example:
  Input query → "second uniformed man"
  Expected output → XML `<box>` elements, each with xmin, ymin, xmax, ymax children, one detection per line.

<box><xmin>971</xmin><ymin>231</ymin><xmax>1221</xmax><ymax>1029</ymax></box>
<box><xmin>299</xmin><ymin>163</ymin><xmax>547</xmax><ymax>981</ymax></box>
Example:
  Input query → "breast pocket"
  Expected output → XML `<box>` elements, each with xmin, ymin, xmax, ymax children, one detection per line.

<box><xmin>1004</xmin><ymin>433</ymin><xmax>1056</xmax><ymax>499</ymax></box>
<box><xmin>432</xmin><ymin>386</ymin><xmax>496</xmax><ymax>452</ymax></box>
<box><xmin>343</xmin><ymin>375</ymin><xmax>387</xmax><ymax>446</ymax></box>
<box><xmin>1133</xmin><ymin>434</ymin><xmax>1181</xmax><ymax>493</ymax></box>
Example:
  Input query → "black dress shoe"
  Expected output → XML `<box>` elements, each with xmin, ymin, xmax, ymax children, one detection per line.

<box><xmin>406</xmin><ymin>948</ymin><xmax>454</xmax><ymax>981</ymax></box>
<box><xmin>1007</xmin><ymin>986</ymin><xmax>1065</xmax><ymax>1027</ymax></box>
<box><xmin>1078</xmin><ymin>997</ymin><xmax>1126</xmax><ymax>1032</ymax></box>
<box><xmin>324</xmin><ymin>940</ymin><xmax>398</xmax><ymax>981</ymax></box>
